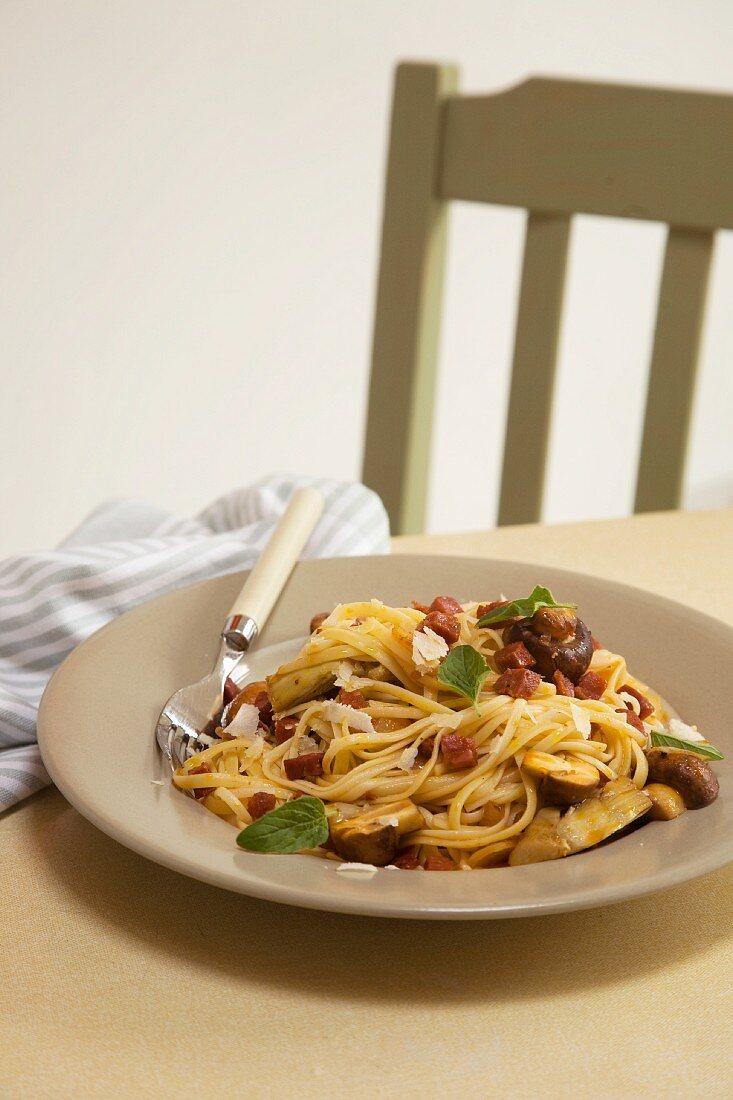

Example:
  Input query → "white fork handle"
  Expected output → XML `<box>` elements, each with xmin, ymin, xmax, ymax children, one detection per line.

<box><xmin>223</xmin><ymin>487</ymin><xmax>324</xmax><ymax>643</ymax></box>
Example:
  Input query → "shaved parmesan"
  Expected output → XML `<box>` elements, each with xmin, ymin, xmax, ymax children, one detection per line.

<box><xmin>332</xmin><ymin>802</ymin><xmax>361</xmax><ymax>819</ymax></box>
<box><xmin>225</xmin><ymin>702</ymin><xmax>260</xmax><ymax>737</ymax></box>
<box><xmin>569</xmin><ymin>701</ymin><xmax>592</xmax><ymax>739</ymax></box>
<box><xmin>412</xmin><ymin>626</ymin><xmax>449</xmax><ymax>672</ymax></box>
<box><xmin>321</xmin><ymin>701</ymin><xmax>375</xmax><ymax>734</ymax></box>
<box><xmin>335</xmin><ymin>862</ymin><xmax>378</xmax><ymax>878</ymax></box>
<box><xmin>297</xmin><ymin>733</ymin><xmax>321</xmax><ymax>755</ymax></box>
<box><xmin>397</xmin><ymin>745</ymin><xmax>418</xmax><ymax>771</ymax></box>
<box><xmin>243</xmin><ymin>734</ymin><xmax>265</xmax><ymax>763</ymax></box>
<box><xmin>334</xmin><ymin>661</ymin><xmax>357</xmax><ymax>689</ymax></box>
<box><xmin>667</xmin><ymin>718</ymin><xmax>705</xmax><ymax>743</ymax></box>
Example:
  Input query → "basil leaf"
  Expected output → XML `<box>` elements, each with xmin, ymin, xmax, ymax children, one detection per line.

<box><xmin>437</xmin><ymin>644</ymin><xmax>489</xmax><ymax>706</ymax></box>
<box><xmin>650</xmin><ymin>730</ymin><xmax>724</xmax><ymax>761</ymax></box>
<box><xmin>476</xmin><ymin>585</ymin><xmax>576</xmax><ymax>627</ymax></box>
<box><xmin>236</xmin><ymin>795</ymin><xmax>329</xmax><ymax>853</ymax></box>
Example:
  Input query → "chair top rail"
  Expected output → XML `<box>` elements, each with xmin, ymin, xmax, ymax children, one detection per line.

<box><xmin>440</xmin><ymin>76</ymin><xmax>733</xmax><ymax>230</ymax></box>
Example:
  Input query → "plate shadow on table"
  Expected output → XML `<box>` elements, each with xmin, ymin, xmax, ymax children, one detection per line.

<box><xmin>27</xmin><ymin>790</ymin><xmax>733</xmax><ymax>1007</ymax></box>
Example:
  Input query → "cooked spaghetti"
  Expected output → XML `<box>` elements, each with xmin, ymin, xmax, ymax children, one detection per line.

<box><xmin>172</xmin><ymin>591</ymin><xmax>721</xmax><ymax>870</ymax></box>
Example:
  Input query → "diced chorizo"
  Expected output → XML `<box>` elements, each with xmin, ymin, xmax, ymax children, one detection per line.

<box><xmin>283</xmin><ymin>752</ymin><xmax>325</xmax><ymax>780</ymax></box>
<box><xmin>424</xmin><ymin>855</ymin><xmax>456</xmax><ymax>870</ymax></box>
<box><xmin>274</xmin><ymin>716</ymin><xmax>298</xmax><ymax>745</ymax></box>
<box><xmin>476</xmin><ymin>599</ymin><xmax>509</xmax><ymax>619</ymax></box>
<box><xmin>440</xmin><ymin>734</ymin><xmax>478</xmax><ymax>771</ymax></box>
<box><xmin>429</xmin><ymin>595</ymin><xmax>463</xmax><ymax>616</ymax></box>
<box><xmin>418</xmin><ymin>610</ymin><xmax>461</xmax><ymax>645</ymax></box>
<box><xmin>253</xmin><ymin>690</ymin><xmax>273</xmax><ymax>728</ymax></box>
<box><xmin>417</xmin><ymin>735</ymin><xmax>436</xmax><ymax>760</ymax></box>
<box><xmin>248</xmin><ymin>792</ymin><xmax>276</xmax><ymax>820</ymax></box>
<box><xmin>617</xmin><ymin>707</ymin><xmax>645</xmax><ymax>734</ymax></box>
<box><xmin>337</xmin><ymin>689</ymin><xmax>368</xmax><ymax>709</ymax></box>
<box><xmin>411</xmin><ymin>600</ymin><xmax>431</xmax><ymax>614</ymax></box>
<box><xmin>553</xmin><ymin>670</ymin><xmax>575</xmax><ymax>697</ymax></box>
<box><xmin>575</xmin><ymin>671</ymin><xmax>606</xmax><ymax>700</ymax></box>
<box><xmin>187</xmin><ymin>763</ymin><xmax>211</xmax><ymax>800</ymax></box>
<box><xmin>493</xmin><ymin>668</ymin><xmax>542</xmax><ymax>699</ymax></box>
<box><xmin>619</xmin><ymin>683</ymin><xmax>654</xmax><ymax>720</ymax></box>
<box><xmin>392</xmin><ymin>845</ymin><xmax>421</xmax><ymax>869</ymax></box>
<box><xmin>495</xmin><ymin>641</ymin><xmax>536</xmax><ymax>672</ymax></box>
<box><xmin>223</xmin><ymin>677</ymin><xmax>239</xmax><ymax>705</ymax></box>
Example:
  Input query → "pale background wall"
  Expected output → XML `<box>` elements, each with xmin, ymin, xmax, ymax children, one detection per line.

<box><xmin>2</xmin><ymin>0</ymin><xmax>732</xmax><ymax>558</ymax></box>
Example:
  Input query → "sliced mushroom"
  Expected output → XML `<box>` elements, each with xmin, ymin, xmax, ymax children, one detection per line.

<box><xmin>329</xmin><ymin>799</ymin><xmax>423</xmax><ymax>865</ymax></box>
<box><xmin>509</xmin><ymin>808</ymin><xmax>570</xmax><ymax>866</ymax></box>
<box><xmin>506</xmin><ymin>613</ymin><xmax>593</xmax><ymax>683</ymax></box>
<box><xmin>522</xmin><ymin>750</ymin><xmax>600</xmax><ymax>805</ymax></box>
<box><xmin>645</xmin><ymin>748</ymin><xmax>719</xmax><ymax>809</ymax></box>
<box><xmin>329</xmin><ymin>819</ymin><xmax>398</xmax><ymax>865</ymax></box>
<box><xmin>557</xmin><ymin>777</ymin><xmax>652</xmax><ymax>853</ymax></box>
<box><xmin>266</xmin><ymin>662</ymin><xmax>339</xmax><ymax>713</ymax></box>
<box><xmin>643</xmin><ymin>783</ymin><xmax>686</xmax><ymax>821</ymax></box>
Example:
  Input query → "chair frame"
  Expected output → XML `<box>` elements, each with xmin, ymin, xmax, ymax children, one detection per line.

<box><xmin>362</xmin><ymin>63</ymin><xmax>733</xmax><ymax>533</ymax></box>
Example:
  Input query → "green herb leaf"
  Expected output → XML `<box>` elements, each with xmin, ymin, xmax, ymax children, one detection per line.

<box><xmin>650</xmin><ymin>731</ymin><xmax>724</xmax><ymax>761</ymax></box>
<box><xmin>476</xmin><ymin>585</ymin><xmax>576</xmax><ymax>627</ymax></box>
<box><xmin>437</xmin><ymin>644</ymin><xmax>489</xmax><ymax>706</ymax></box>
<box><xmin>236</xmin><ymin>795</ymin><xmax>329</xmax><ymax>853</ymax></box>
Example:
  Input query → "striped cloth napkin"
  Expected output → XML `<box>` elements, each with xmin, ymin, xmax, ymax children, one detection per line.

<box><xmin>0</xmin><ymin>475</ymin><xmax>389</xmax><ymax>813</ymax></box>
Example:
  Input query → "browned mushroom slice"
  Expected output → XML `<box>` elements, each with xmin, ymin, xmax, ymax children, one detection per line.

<box><xmin>329</xmin><ymin>800</ymin><xmax>423</xmax><ymax>865</ymax></box>
<box><xmin>329</xmin><ymin>819</ymin><xmax>398</xmax><ymax>865</ymax></box>
<box><xmin>506</xmin><ymin>613</ymin><xmax>594</xmax><ymax>683</ymax></box>
<box><xmin>522</xmin><ymin>750</ymin><xmax>600</xmax><ymax>805</ymax></box>
<box><xmin>509</xmin><ymin>808</ymin><xmax>570</xmax><ymax>866</ymax></box>
<box><xmin>643</xmin><ymin>783</ymin><xmax>686</xmax><ymax>820</ymax></box>
<box><xmin>266</xmin><ymin>662</ymin><xmax>340</xmax><ymax>713</ymax></box>
<box><xmin>557</xmin><ymin>777</ymin><xmax>652</xmax><ymax>853</ymax></box>
<box><xmin>645</xmin><ymin>748</ymin><xmax>719</xmax><ymax>808</ymax></box>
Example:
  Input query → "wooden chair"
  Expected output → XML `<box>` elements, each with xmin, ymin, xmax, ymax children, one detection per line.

<box><xmin>362</xmin><ymin>63</ymin><xmax>733</xmax><ymax>533</ymax></box>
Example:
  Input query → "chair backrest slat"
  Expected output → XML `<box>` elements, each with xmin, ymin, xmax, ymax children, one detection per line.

<box><xmin>634</xmin><ymin>227</ymin><xmax>714</xmax><ymax>513</ymax></box>
<box><xmin>497</xmin><ymin>212</ymin><xmax>571</xmax><ymax>527</ymax></box>
<box><xmin>362</xmin><ymin>63</ymin><xmax>457</xmax><ymax>533</ymax></box>
<box><xmin>363</xmin><ymin>64</ymin><xmax>730</xmax><ymax>534</ymax></box>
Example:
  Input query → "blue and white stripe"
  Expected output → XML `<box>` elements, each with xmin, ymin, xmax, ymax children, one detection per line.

<box><xmin>0</xmin><ymin>475</ymin><xmax>389</xmax><ymax>812</ymax></box>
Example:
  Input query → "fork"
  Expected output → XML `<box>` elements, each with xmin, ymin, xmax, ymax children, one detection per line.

<box><xmin>155</xmin><ymin>487</ymin><xmax>324</xmax><ymax>771</ymax></box>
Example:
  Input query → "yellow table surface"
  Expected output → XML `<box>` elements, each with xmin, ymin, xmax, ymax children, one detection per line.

<box><xmin>3</xmin><ymin>509</ymin><xmax>733</xmax><ymax>1099</ymax></box>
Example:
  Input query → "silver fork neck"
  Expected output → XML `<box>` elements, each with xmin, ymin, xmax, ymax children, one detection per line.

<box><xmin>221</xmin><ymin>613</ymin><xmax>258</xmax><ymax>652</ymax></box>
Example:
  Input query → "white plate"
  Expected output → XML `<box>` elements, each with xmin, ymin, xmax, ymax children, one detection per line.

<box><xmin>38</xmin><ymin>555</ymin><xmax>733</xmax><ymax>919</ymax></box>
